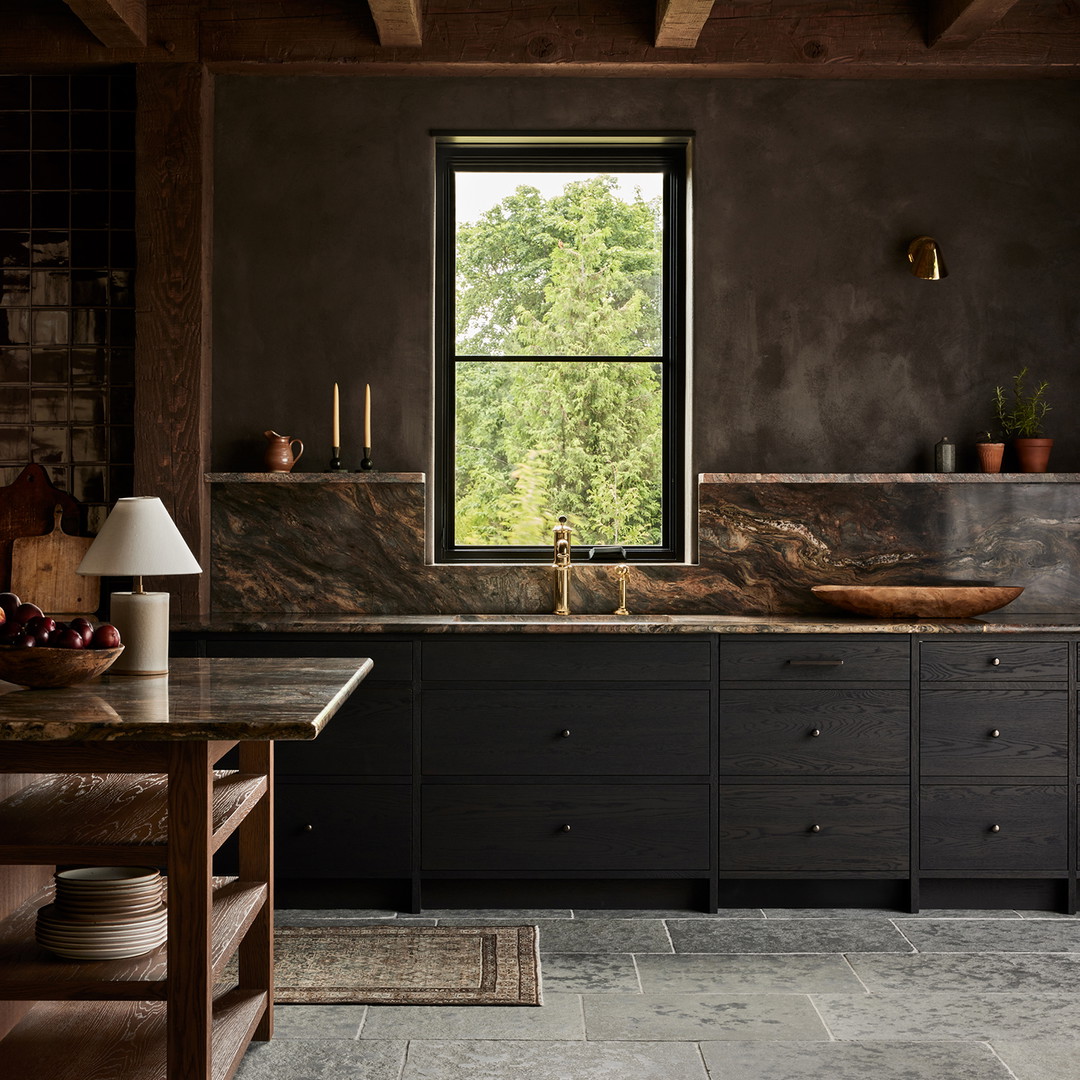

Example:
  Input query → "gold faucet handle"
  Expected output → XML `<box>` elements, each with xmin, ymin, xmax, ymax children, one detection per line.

<box><xmin>614</xmin><ymin>563</ymin><xmax>630</xmax><ymax>616</ymax></box>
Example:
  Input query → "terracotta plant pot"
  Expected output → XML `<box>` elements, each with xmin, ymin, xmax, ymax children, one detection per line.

<box><xmin>976</xmin><ymin>442</ymin><xmax>1004</xmax><ymax>474</ymax></box>
<box><xmin>1014</xmin><ymin>437</ymin><xmax>1053</xmax><ymax>473</ymax></box>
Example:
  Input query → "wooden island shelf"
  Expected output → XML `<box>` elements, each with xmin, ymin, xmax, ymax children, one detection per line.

<box><xmin>0</xmin><ymin>657</ymin><xmax>371</xmax><ymax>1080</ymax></box>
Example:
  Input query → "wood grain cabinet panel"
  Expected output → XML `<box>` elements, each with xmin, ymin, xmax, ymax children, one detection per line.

<box><xmin>921</xmin><ymin>690</ymin><xmax>1068</xmax><ymax>777</ymax></box>
<box><xmin>421</xmin><ymin>784</ymin><xmax>711</xmax><ymax>871</ymax></box>
<box><xmin>719</xmin><ymin>637</ymin><xmax>909</xmax><ymax>682</ymax></box>
<box><xmin>422</xmin><ymin>689</ymin><xmax>710</xmax><ymax>776</ymax></box>
<box><xmin>920</xmin><ymin>785</ymin><xmax>1068</xmax><ymax>870</ymax></box>
<box><xmin>920</xmin><ymin>641</ymin><xmax>1068</xmax><ymax>682</ymax></box>
<box><xmin>720</xmin><ymin>785</ymin><xmax>909</xmax><ymax>872</ymax></box>
<box><xmin>718</xmin><ymin>689</ymin><xmax>908</xmax><ymax>775</ymax></box>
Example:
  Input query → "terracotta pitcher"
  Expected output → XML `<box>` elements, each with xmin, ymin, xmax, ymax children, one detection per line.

<box><xmin>263</xmin><ymin>430</ymin><xmax>304</xmax><ymax>472</ymax></box>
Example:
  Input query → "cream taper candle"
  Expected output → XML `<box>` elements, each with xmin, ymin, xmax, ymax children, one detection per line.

<box><xmin>364</xmin><ymin>383</ymin><xmax>371</xmax><ymax>447</ymax></box>
<box><xmin>333</xmin><ymin>382</ymin><xmax>340</xmax><ymax>447</ymax></box>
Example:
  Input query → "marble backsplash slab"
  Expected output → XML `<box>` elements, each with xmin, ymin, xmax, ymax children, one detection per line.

<box><xmin>209</xmin><ymin>474</ymin><xmax>1080</xmax><ymax>615</ymax></box>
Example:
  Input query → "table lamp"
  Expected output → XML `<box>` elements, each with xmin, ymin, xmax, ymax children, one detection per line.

<box><xmin>76</xmin><ymin>496</ymin><xmax>202</xmax><ymax>675</ymax></box>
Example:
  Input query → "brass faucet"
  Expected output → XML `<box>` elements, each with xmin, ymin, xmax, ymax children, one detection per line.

<box><xmin>552</xmin><ymin>515</ymin><xmax>572</xmax><ymax>615</ymax></box>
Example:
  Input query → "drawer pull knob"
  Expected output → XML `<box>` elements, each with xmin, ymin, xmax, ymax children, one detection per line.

<box><xmin>788</xmin><ymin>659</ymin><xmax>844</xmax><ymax>667</ymax></box>
<box><xmin>302</xmin><ymin>824</ymin><xmax>314</xmax><ymax>833</ymax></box>
<box><xmin>560</xmin><ymin>729</ymin><xmax>572</xmax><ymax>738</ymax></box>
<box><xmin>991</xmin><ymin>657</ymin><xmax>1001</xmax><ymax>666</ymax></box>
<box><xmin>990</xmin><ymin>824</ymin><xmax>1001</xmax><ymax>833</ymax></box>
<box><xmin>809</xmin><ymin>728</ymin><xmax>822</xmax><ymax>738</ymax></box>
<box><xmin>809</xmin><ymin>824</ymin><xmax>821</xmax><ymax>833</ymax></box>
<box><xmin>990</xmin><ymin>729</ymin><xmax>1001</xmax><ymax>738</ymax></box>
<box><xmin>561</xmin><ymin>824</ymin><xmax>572</xmax><ymax>832</ymax></box>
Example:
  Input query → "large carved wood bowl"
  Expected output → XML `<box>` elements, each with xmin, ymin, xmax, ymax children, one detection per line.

<box><xmin>811</xmin><ymin>585</ymin><xmax>1024</xmax><ymax>619</ymax></box>
<box><xmin>0</xmin><ymin>645</ymin><xmax>124</xmax><ymax>689</ymax></box>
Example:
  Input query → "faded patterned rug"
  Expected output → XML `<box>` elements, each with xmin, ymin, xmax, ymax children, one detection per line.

<box><xmin>272</xmin><ymin>924</ymin><xmax>542</xmax><ymax>1006</ymax></box>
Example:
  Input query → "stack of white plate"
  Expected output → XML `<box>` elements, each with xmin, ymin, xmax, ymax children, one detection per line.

<box><xmin>36</xmin><ymin>866</ymin><xmax>167</xmax><ymax>960</ymax></box>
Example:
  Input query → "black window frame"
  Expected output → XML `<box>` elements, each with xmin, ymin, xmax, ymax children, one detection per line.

<box><xmin>434</xmin><ymin>135</ymin><xmax>688</xmax><ymax>564</ymax></box>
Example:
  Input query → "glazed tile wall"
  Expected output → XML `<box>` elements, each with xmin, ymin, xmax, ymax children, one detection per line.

<box><xmin>0</xmin><ymin>73</ymin><xmax>136</xmax><ymax>529</ymax></box>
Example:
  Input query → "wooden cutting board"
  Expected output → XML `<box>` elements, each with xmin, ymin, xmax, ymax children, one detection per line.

<box><xmin>10</xmin><ymin>505</ymin><xmax>99</xmax><ymax>615</ymax></box>
<box><xmin>0</xmin><ymin>463</ymin><xmax>82</xmax><ymax>592</ymax></box>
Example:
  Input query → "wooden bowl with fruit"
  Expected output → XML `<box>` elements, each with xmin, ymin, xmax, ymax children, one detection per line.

<box><xmin>0</xmin><ymin>593</ymin><xmax>124</xmax><ymax>689</ymax></box>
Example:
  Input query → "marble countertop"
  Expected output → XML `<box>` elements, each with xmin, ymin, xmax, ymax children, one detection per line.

<box><xmin>0</xmin><ymin>657</ymin><xmax>373</xmax><ymax>742</ymax></box>
<box><xmin>179</xmin><ymin>613</ymin><xmax>1080</xmax><ymax>635</ymax></box>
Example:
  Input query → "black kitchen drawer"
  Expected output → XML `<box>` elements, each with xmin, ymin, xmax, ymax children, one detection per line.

<box><xmin>920</xmin><ymin>784</ymin><xmax>1067</xmax><ymax>870</ymax></box>
<box><xmin>276</xmin><ymin>686</ymin><xmax>412</xmax><ymax>777</ymax></box>
<box><xmin>720</xmin><ymin>784</ymin><xmax>909</xmax><ymax>872</ymax></box>
<box><xmin>201</xmin><ymin>636</ymin><xmax>414</xmax><ymax>683</ymax></box>
<box><xmin>718</xmin><ymin>689</ymin><xmax>908</xmax><ymax>775</ymax></box>
<box><xmin>921</xmin><ymin>690</ymin><xmax>1068</xmax><ymax>777</ymax></box>
<box><xmin>276</xmin><ymin>782</ymin><xmax>412</xmax><ymax>876</ymax></box>
<box><xmin>421</xmin><ymin>784</ymin><xmax>711</xmax><ymax>870</ymax></box>
<box><xmin>719</xmin><ymin>637</ymin><xmax>909</xmax><ymax>683</ymax></box>
<box><xmin>421</xmin><ymin>638</ymin><xmax>712</xmax><ymax>684</ymax></box>
<box><xmin>422</xmin><ymin>689</ymin><xmax>711</xmax><ymax>776</ymax></box>
<box><xmin>920</xmin><ymin>641</ymin><xmax>1068</xmax><ymax>683</ymax></box>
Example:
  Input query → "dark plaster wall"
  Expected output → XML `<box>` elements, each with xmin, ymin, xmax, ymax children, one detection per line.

<box><xmin>213</xmin><ymin>77</ymin><xmax>1080</xmax><ymax>477</ymax></box>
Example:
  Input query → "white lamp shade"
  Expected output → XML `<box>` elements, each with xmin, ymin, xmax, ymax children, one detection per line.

<box><xmin>77</xmin><ymin>497</ymin><xmax>202</xmax><ymax>578</ymax></box>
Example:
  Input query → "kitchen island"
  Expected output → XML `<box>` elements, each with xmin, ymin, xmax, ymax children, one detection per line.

<box><xmin>0</xmin><ymin>656</ymin><xmax>372</xmax><ymax>1080</ymax></box>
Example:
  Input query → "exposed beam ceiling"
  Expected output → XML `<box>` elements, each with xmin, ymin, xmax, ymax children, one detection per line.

<box><xmin>62</xmin><ymin>0</ymin><xmax>145</xmax><ymax>48</ymax></box>
<box><xmin>928</xmin><ymin>0</ymin><xmax>1022</xmax><ymax>48</ymax></box>
<box><xmin>655</xmin><ymin>0</ymin><xmax>715</xmax><ymax>49</ymax></box>
<box><xmin>367</xmin><ymin>0</ymin><xmax>422</xmax><ymax>48</ymax></box>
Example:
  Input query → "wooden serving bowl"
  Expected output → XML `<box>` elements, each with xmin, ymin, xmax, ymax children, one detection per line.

<box><xmin>811</xmin><ymin>585</ymin><xmax>1024</xmax><ymax>619</ymax></box>
<box><xmin>0</xmin><ymin>644</ymin><xmax>124</xmax><ymax>689</ymax></box>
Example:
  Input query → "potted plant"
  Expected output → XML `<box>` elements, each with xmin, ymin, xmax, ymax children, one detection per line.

<box><xmin>975</xmin><ymin>429</ymin><xmax>1005</xmax><ymax>474</ymax></box>
<box><xmin>994</xmin><ymin>367</ymin><xmax>1053</xmax><ymax>472</ymax></box>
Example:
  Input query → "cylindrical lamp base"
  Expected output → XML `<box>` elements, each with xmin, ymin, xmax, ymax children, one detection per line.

<box><xmin>108</xmin><ymin>592</ymin><xmax>171</xmax><ymax>675</ymax></box>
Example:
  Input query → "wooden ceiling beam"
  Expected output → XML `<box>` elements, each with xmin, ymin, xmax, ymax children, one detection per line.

<box><xmin>367</xmin><ymin>0</ymin><xmax>422</xmax><ymax>47</ymax></box>
<box><xmin>655</xmin><ymin>0</ymin><xmax>715</xmax><ymax>50</ymax></box>
<box><xmin>927</xmin><ymin>0</ymin><xmax>1022</xmax><ymax>48</ymax></box>
<box><xmin>62</xmin><ymin>0</ymin><xmax>147</xmax><ymax>47</ymax></box>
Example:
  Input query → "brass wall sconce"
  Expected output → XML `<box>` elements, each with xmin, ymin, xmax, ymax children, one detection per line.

<box><xmin>907</xmin><ymin>236</ymin><xmax>947</xmax><ymax>280</ymax></box>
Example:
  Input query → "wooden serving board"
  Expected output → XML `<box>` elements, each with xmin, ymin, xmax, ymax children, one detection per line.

<box><xmin>0</xmin><ymin>464</ymin><xmax>82</xmax><ymax>592</ymax></box>
<box><xmin>10</xmin><ymin>505</ymin><xmax>99</xmax><ymax>615</ymax></box>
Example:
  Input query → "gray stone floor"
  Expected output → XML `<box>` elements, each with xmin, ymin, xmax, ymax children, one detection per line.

<box><xmin>235</xmin><ymin>907</ymin><xmax>1080</xmax><ymax>1080</ymax></box>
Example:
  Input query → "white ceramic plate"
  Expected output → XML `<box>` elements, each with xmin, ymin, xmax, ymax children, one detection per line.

<box><xmin>56</xmin><ymin>867</ymin><xmax>160</xmax><ymax>886</ymax></box>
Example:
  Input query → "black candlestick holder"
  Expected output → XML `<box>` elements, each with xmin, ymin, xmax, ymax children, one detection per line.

<box><xmin>358</xmin><ymin>447</ymin><xmax>374</xmax><ymax>471</ymax></box>
<box><xmin>327</xmin><ymin>447</ymin><xmax>343</xmax><ymax>471</ymax></box>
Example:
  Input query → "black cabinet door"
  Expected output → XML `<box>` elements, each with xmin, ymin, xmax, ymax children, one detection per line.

<box><xmin>920</xmin><ymin>641</ymin><xmax>1068</xmax><ymax>683</ymax></box>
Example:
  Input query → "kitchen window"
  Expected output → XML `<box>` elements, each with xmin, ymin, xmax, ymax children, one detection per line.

<box><xmin>435</xmin><ymin>136</ymin><xmax>688</xmax><ymax>564</ymax></box>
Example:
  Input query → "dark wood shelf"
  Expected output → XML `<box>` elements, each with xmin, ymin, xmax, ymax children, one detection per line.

<box><xmin>0</xmin><ymin>990</ymin><xmax>266</xmax><ymax>1080</ymax></box>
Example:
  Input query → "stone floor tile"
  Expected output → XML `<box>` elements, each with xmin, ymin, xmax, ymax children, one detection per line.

<box><xmin>360</xmin><ymin>992</ymin><xmax>585</xmax><ymax>1041</ymax></box>
<box><xmin>276</xmin><ymin>908</ymin><xmax>407</xmax><ymax>924</ymax></box>
<box><xmin>667</xmin><ymin>918</ymin><xmax>913</xmax><ymax>954</ymax></box>
<box><xmin>898</xmin><ymin>919</ymin><xmax>1080</xmax><ymax>953</ymax></box>
<box><xmin>992</xmin><ymin>1040</ymin><xmax>1080</xmax><ymax>1080</ymax></box>
<box><xmin>762</xmin><ymin>908</ymin><xmax>918</xmax><ymax>919</ymax></box>
<box><xmin>1016</xmin><ymin>910</ymin><xmax>1080</xmax><ymax>920</ymax></box>
<box><xmin>894</xmin><ymin>910</ymin><xmax>1023</xmax><ymax>920</ymax></box>
<box><xmin>813</xmin><ymin>992</ymin><xmax>1080</xmax><ymax>1041</ymax></box>
<box><xmin>400</xmin><ymin>1039</ymin><xmax>709</xmax><ymax>1080</ymax></box>
<box><xmin>537</xmin><ymin>918</ymin><xmax>673</xmax><ymax>954</ymax></box>
<box><xmin>583</xmin><ymin>992</ymin><xmax>828</xmax><ymax>1041</ymax></box>
<box><xmin>701</xmin><ymin>1040</ymin><xmax>1015</xmax><ymax>1079</ymax></box>
<box><xmin>847</xmin><ymin>952</ymin><xmax>1080</xmax><ymax>993</ymax></box>
<box><xmin>574</xmin><ymin>908</ymin><xmax>764</xmax><ymax>919</ymax></box>
<box><xmin>271</xmin><ymin>1004</ymin><xmax>366</xmax><ymax>1039</ymax></box>
<box><xmin>636</xmin><ymin>952</ymin><xmax>863</xmax><ymax>994</ymax></box>
<box><xmin>539</xmin><ymin>953</ymin><xmax>642</xmax><ymax>993</ymax></box>
<box><xmin>407</xmin><ymin>909</ymin><xmax>572</xmax><ymax>920</ymax></box>
<box><xmin>235</xmin><ymin>1038</ymin><xmax>406</xmax><ymax>1080</ymax></box>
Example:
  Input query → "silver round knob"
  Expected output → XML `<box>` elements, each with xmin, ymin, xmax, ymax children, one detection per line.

<box><xmin>809</xmin><ymin>728</ymin><xmax>822</xmax><ymax>738</ymax></box>
<box><xmin>990</xmin><ymin>824</ymin><xmax>1001</xmax><ymax>833</ymax></box>
<box><xmin>561</xmin><ymin>729</ymin><xmax>571</xmax><ymax>738</ymax></box>
<box><xmin>990</xmin><ymin>729</ymin><xmax>1001</xmax><ymax>738</ymax></box>
<box><xmin>561</xmin><ymin>824</ymin><xmax>572</xmax><ymax>832</ymax></box>
<box><xmin>991</xmin><ymin>657</ymin><xmax>1001</xmax><ymax>666</ymax></box>
<box><xmin>810</xmin><ymin>824</ymin><xmax>821</xmax><ymax>833</ymax></box>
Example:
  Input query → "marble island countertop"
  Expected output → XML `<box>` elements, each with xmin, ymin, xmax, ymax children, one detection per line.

<box><xmin>180</xmin><ymin>612</ymin><xmax>1080</xmax><ymax>635</ymax></box>
<box><xmin>0</xmin><ymin>657</ymin><xmax>373</xmax><ymax>742</ymax></box>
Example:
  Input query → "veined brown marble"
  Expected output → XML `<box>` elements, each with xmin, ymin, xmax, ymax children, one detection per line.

<box><xmin>209</xmin><ymin>475</ymin><xmax>1080</xmax><ymax>616</ymax></box>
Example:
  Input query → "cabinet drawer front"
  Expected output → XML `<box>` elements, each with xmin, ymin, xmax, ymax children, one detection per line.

<box><xmin>421</xmin><ymin>639</ymin><xmax>712</xmax><ymax>683</ymax></box>
<box><xmin>718</xmin><ymin>689</ymin><xmax>909</xmax><ymax>775</ymax></box>
<box><xmin>421</xmin><ymin>785</ymin><xmax>711</xmax><ymax>870</ymax></box>
<box><xmin>720</xmin><ymin>638</ymin><xmax>909</xmax><ymax>682</ymax></box>
<box><xmin>720</xmin><ymin>785</ymin><xmax>909</xmax><ymax>872</ymax></box>
<box><xmin>921</xmin><ymin>690</ymin><xmax>1068</xmax><ymax>777</ymax></box>
<box><xmin>276</xmin><ymin>782</ymin><xmax>412</xmax><ymax>876</ymax></box>
<box><xmin>920</xmin><ymin>641</ymin><xmax>1068</xmax><ymax>682</ymax></box>
<box><xmin>423</xmin><ymin>689</ymin><xmax>711</xmax><ymax>776</ymax></box>
<box><xmin>920</xmin><ymin>785</ymin><xmax>1067</xmax><ymax>870</ymax></box>
<box><xmin>277</xmin><ymin>686</ymin><xmax>412</xmax><ymax>777</ymax></box>
<box><xmin>205</xmin><ymin>638</ymin><xmax>414</xmax><ymax>683</ymax></box>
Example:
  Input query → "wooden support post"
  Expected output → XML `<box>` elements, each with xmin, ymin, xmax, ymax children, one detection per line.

<box><xmin>63</xmin><ymin>0</ymin><xmax>147</xmax><ymax>47</ymax></box>
<box><xmin>927</xmin><ymin>0</ymin><xmax>1021</xmax><ymax>48</ymax></box>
